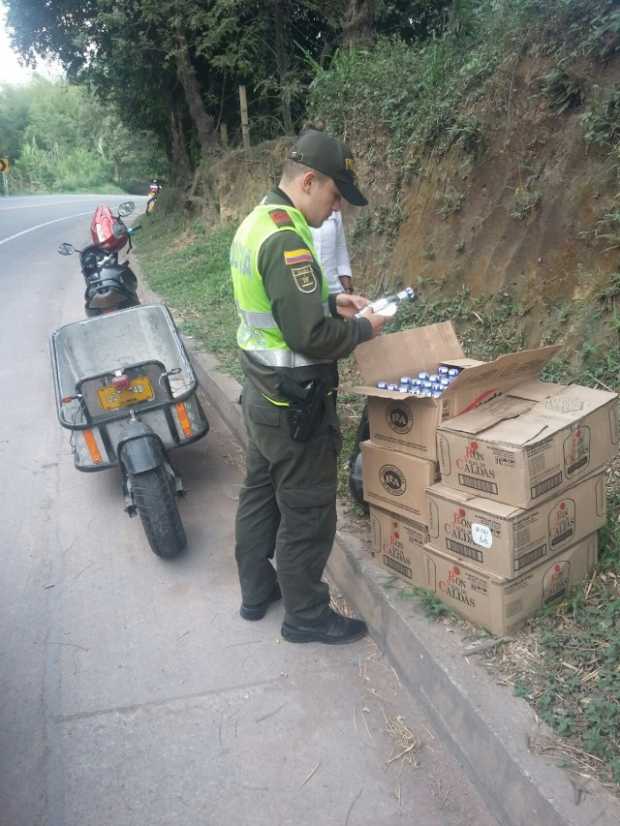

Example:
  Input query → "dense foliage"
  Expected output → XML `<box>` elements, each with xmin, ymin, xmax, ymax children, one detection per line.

<box><xmin>309</xmin><ymin>0</ymin><xmax>620</xmax><ymax>156</ymax></box>
<box><xmin>4</xmin><ymin>0</ymin><xmax>463</xmax><ymax>177</ymax></box>
<box><xmin>0</xmin><ymin>78</ymin><xmax>167</xmax><ymax>193</ymax></box>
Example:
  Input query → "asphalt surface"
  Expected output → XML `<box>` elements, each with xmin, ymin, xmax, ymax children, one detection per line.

<box><xmin>0</xmin><ymin>194</ymin><xmax>498</xmax><ymax>826</ymax></box>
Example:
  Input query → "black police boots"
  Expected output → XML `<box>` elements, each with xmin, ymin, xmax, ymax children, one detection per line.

<box><xmin>281</xmin><ymin>609</ymin><xmax>367</xmax><ymax>645</ymax></box>
<box><xmin>240</xmin><ymin>582</ymin><xmax>282</xmax><ymax>621</ymax></box>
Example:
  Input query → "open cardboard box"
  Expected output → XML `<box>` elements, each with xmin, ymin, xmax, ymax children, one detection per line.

<box><xmin>437</xmin><ymin>384</ymin><xmax>619</xmax><ymax>508</ymax></box>
<box><xmin>427</xmin><ymin>471</ymin><xmax>606</xmax><ymax>579</ymax></box>
<box><xmin>354</xmin><ymin>321</ymin><xmax>560</xmax><ymax>461</ymax></box>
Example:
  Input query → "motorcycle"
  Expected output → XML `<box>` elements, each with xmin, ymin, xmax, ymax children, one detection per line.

<box><xmin>50</xmin><ymin>304</ymin><xmax>209</xmax><ymax>558</ymax></box>
<box><xmin>348</xmin><ymin>403</ymin><xmax>370</xmax><ymax>512</ymax></box>
<box><xmin>146</xmin><ymin>180</ymin><xmax>161</xmax><ymax>215</ymax></box>
<box><xmin>57</xmin><ymin>201</ymin><xmax>140</xmax><ymax>317</ymax></box>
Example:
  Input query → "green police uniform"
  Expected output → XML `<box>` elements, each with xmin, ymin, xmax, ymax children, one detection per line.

<box><xmin>231</xmin><ymin>188</ymin><xmax>372</xmax><ymax>624</ymax></box>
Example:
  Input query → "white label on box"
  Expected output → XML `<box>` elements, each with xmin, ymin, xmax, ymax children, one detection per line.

<box><xmin>472</xmin><ymin>523</ymin><xmax>493</xmax><ymax>548</ymax></box>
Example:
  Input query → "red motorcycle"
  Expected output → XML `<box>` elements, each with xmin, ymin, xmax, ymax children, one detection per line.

<box><xmin>58</xmin><ymin>201</ymin><xmax>140</xmax><ymax>317</ymax></box>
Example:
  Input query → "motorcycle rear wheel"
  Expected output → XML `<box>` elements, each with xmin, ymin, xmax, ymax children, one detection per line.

<box><xmin>348</xmin><ymin>402</ymin><xmax>370</xmax><ymax>513</ymax></box>
<box><xmin>132</xmin><ymin>466</ymin><xmax>186</xmax><ymax>558</ymax></box>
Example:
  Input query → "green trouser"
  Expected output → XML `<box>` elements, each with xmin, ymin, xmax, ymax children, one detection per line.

<box><xmin>235</xmin><ymin>380</ymin><xmax>341</xmax><ymax>625</ymax></box>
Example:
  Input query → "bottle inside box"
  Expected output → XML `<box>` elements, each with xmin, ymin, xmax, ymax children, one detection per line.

<box><xmin>376</xmin><ymin>363</ymin><xmax>464</xmax><ymax>398</ymax></box>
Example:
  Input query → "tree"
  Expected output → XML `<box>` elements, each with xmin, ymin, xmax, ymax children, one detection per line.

<box><xmin>1</xmin><ymin>77</ymin><xmax>167</xmax><ymax>193</ymax></box>
<box><xmin>343</xmin><ymin>0</ymin><xmax>376</xmax><ymax>47</ymax></box>
<box><xmin>5</xmin><ymin>0</ymin><xmax>343</xmax><ymax>162</ymax></box>
<box><xmin>0</xmin><ymin>84</ymin><xmax>31</xmax><ymax>160</ymax></box>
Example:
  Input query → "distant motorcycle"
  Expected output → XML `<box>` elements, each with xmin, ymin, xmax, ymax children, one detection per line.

<box><xmin>58</xmin><ymin>201</ymin><xmax>140</xmax><ymax>317</ymax></box>
<box><xmin>146</xmin><ymin>179</ymin><xmax>161</xmax><ymax>215</ymax></box>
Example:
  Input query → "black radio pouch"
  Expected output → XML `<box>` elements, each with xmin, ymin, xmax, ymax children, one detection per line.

<box><xmin>278</xmin><ymin>376</ymin><xmax>327</xmax><ymax>443</ymax></box>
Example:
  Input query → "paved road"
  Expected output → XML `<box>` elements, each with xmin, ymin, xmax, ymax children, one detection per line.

<box><xmin>0</xmin><ymin>195</ymin><xmax>498</xmax><ymax>826</ymax></box>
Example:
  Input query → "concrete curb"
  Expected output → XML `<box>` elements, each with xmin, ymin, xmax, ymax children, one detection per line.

<box><xmin>135</xmin><ymin>267</ymin><xmax>619</xmax><ymax>824</ymax></box>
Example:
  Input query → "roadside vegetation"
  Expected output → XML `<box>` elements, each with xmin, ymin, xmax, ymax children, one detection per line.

<box><xmin>0</xmin><ymin>78</ymin><xmax>166</xmax><ymax>193</ymax></box>
<box><xmin>310</xmin><ymin>0</ymin><xmax>620</xmax><ymax>160</ymax></box>
<box><xmin>136</xmin><ymin>212</ymin><xmax>240</xmax><ymax>380</ymax></box>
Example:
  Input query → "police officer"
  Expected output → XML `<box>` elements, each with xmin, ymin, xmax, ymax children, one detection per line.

<box><xmin>230</xmin><ymin>129</ymin><xmax>385</xmax><ymax>644</ymax></box>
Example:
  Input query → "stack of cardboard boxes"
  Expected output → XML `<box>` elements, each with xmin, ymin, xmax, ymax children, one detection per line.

<box><xmin>355</xmin><ymin>322</ymin><xmax>619</xmax><ymax>635</ymax></box>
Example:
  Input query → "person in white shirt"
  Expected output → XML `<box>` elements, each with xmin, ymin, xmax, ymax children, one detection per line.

<box><xmin>310</xmin><ymin>209</ymin><xmax>353</xmax><ymax>294</ymax></box>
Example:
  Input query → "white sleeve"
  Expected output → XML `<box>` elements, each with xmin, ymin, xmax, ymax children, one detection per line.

<box><xmin>334</xmin><ymin>212</ymin><xmax>352</xmax><ymax>277</ymax></box>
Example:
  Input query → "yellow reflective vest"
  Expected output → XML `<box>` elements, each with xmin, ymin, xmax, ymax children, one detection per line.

<box><xmin>230</xmin><ymin>203</ymin><xmax>330</xmax><ymax>369</ymax></box>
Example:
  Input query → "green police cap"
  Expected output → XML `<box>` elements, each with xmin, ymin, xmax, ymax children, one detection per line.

<box><xmin>288</xmin><ymin>129</ymin><xmax>368</xmax><ymax>207</ymax></box>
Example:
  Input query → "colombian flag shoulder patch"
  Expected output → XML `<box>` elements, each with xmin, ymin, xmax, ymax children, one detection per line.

<box><xmin>283</xmin><ymin>248</ymin><xmax>313</xmax><ymax>266</ymax></box>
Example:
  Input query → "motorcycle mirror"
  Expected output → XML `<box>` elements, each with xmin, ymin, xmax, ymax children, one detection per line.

<box><xmin>57</xmin><ymin>242</ymin><xmax>75</xmax><ymax>256</ymax></box>
<box><xmin>112</xmin><ymin>221</ymin><xmax>127</xmax><ymax>238</ymax></box>
<box><xmin>117</xmin><ymin>201</ymin><xmax>135</xmax><ymax>217</ymax></box>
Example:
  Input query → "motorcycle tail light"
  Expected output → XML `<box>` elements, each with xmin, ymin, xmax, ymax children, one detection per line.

<box><xmin>112</xmin><ymin>374</ymin><xmax>130</xmax><ymax>391</ymax></box>
<box><xmin>83</xmin><ymin>430</ymin><xmax>103</xmax><ymax>464</ymax></box>
<box><xmin>176</xmin><ymin>402</ymin><xmax>193</xmax><ymax>438</ymax></box>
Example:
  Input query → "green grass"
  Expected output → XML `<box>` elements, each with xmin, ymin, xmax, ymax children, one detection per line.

<box><xmin>134</xmin><ymin>211</ymin><xmax>242</xmax><ymax>382</ymax></box>
<box><xmin>509</xmin><ymin>487</ymin><xmax>620</xmax><ymax>785</ymax></box>
<box><xmin>387</xmin><ymin>283</ymin><xmax>528</xmax><ymax>360</ymax></box>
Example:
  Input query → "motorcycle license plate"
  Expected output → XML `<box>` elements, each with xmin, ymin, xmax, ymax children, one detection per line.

<box><xmin>97</xmin><ymin>376</ymin><xmax>154</xmax><ymax>410</ymax></box>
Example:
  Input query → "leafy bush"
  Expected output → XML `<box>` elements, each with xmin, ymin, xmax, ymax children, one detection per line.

<box><xmin>582</xmin><ymin>87</ymin><xmax>620</xmax><ymax>148</ymax></box>
<box><xmin>309</xmin><ymin>0</ymin><xmax>618</xmax><ymax>161</ymax></box>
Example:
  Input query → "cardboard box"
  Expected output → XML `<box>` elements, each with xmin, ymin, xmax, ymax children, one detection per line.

<box><xmin>361</xmin><ymin>441</ymin><xmax>438</xmax><ymax>521</ymax></box>
<box><xmin>369</xmin><ymin>506</ymin><xmax>428</xmax><ymax>586</ymax></box>
<box><xmin>422</xmin><ymin>533</ymin><xmax>598</xmax><ymax>636</ymax></box>
<box><xmin>427</xmin><ymin>472</ymin><xmax>606</xmax><ymax>578</ymax></box>
<box><xmin>354</xmin><ymin>321</ymin><xmax>559</xmax><ymax>461</ymax></box>
<box><xmin>438</xmin><ymin>384</ymin><xmax>619</xmax><ymax>508</ymax></box>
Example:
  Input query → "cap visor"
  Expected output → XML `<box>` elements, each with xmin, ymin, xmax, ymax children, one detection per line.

<box><xmin>335</xmin><ymin>177</ymin><xmax>368</xmax><ymax>207</ymax></box>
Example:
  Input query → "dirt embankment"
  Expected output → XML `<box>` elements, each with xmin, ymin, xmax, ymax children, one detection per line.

<box><xmin>387</xmin><ymin>55</ymin><xmax>620</xmax><ymax>346</ymax></box>
<box><xmin>201</xmin><ymin>52</ymin><xmax>619</xmax><ymax>354</ymax></box>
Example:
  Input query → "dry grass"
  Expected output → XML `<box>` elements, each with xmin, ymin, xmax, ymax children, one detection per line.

<box><xmin>384</xmin><ymin>713</ymin><xmax>421</xmax><ymax>767</ymax></box>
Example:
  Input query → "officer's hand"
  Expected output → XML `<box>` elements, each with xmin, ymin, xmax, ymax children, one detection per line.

<box><xmin>335</xmin><ymin>292</ymin><xmax>368</xmax><ymax>318</ymax></box>
<box><xmin>364</xmin><ymin>310</ymin><xmax>386</xmax><ymax>337</ymax></box>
